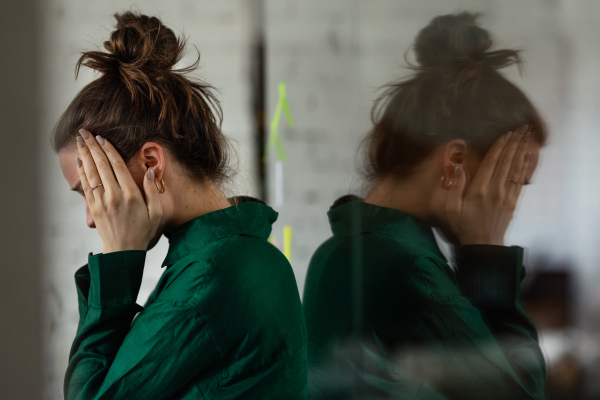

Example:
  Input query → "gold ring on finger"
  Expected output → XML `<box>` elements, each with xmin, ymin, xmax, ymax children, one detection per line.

<box><xmin>90</xmin><ymin>183</ymin><xmax>104</xmax><ymax>191</ymax></box>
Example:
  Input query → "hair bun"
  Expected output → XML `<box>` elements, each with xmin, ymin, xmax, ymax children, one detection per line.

<box><xmin>76</xmin><ymin>12</ymin><xmax>185</xmax><ymax>81</ymax></box>
<box><xmin>104</xmin><ymin>12</ymin><xmax>180</xmax><ymax>70</ymax></box>
<box><xmin>414</xmin><ymin>12</ymin><xmax>519</xmax><ymax>73</ymax></box>
<box><xmin>74</xmin><ymin>12</ymin><xmax>211</xmax><ymax>137</ymax></box>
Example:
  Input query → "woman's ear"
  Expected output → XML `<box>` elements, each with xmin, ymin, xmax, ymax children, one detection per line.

<box><xmin>442</xmin><ymin>139</ymin><xmax>468</xmax><ymax>177</ymax></box>
<box><xmin>137</xmin><ymin>142</ymin><xmax>165</xmax><ymax>180</ymax></box>
<box><xmin>140</xmin><ymin>142</ymin><xmax>165</xmax><ymax>177</ymax></box>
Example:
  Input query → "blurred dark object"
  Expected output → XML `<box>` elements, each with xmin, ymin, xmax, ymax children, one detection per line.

<box><xmin>548</xmin><ymin>353</ymin><xmax>585</xmax><ymax>400</ymax></box>
<box><xmin>521</xmin><ymin>270</ymin><xmax>573</xmax><ymax>329</ymax></box>
<box><xmin>521</xmin><ymin>268</ymin><xmax>588</xmax><ymax>399</ymax></box>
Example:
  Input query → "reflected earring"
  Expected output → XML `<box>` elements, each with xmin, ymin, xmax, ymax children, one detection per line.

<box><xmin>441</xmin><ymin>175</ymin><xmax>455</xmax><ymax>190</ymax></box>
<box><xmin>155</xmin><ymin>178</ymin><xmax>165</xmax><ymax>193</ymax></box>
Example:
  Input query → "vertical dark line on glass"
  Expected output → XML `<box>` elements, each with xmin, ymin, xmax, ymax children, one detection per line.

<box><xmin>251</xmin><ymin>0</ymin><xmax>267</xmax><ymax>201</ymax></box>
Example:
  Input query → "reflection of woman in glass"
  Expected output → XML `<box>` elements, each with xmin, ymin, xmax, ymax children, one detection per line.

<box><xmin>304</xmin><ymin>13</ymin><xmax>546</xmax><ymax>399</ymax></box>
<box><xmin>54</xmin><ymin>12</ymin><xmax>306</xmax><ymax>399</ymax></box>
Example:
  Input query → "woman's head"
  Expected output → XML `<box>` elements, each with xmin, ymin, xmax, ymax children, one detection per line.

<box><xmin>54</xmin><ymin>11</ymin><xmax>229</xmax><ymax>184</ymax></box>
<box><xmin>55</xmin><ymin>12</ymin><xmax>231</xmax><ymax>229</ymax></box>
<box><xmin>362</xmin><ymin>12</ymin><xmax>546</xmax><ymax>184</ymax></box>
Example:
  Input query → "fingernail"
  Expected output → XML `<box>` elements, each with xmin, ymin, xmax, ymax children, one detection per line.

<box><xmin>504</xmin><ymin>131</ymin><xmax>513</xmax><ymax>141</ymax></box>
<box><xmin>454</xmin><ymin>164</ymin><xmax>463</xmax><ymax>176</ymax></box>
<box><xmin>525</xmin><ymin>152</ymin><xmax>532</xmax><ymax>162</ymax></box>
<box><xmin>96</xmin><ymin>135</ymin><xmax>105</xmax><ymax>146</ymax></box>
<box><xmin>147</xmin><ymin>167</ymin><xmax>155</xmax><ymax>180</ymax></box>
<box><xmin>79</xmin><ymin>129</ymin><xmax>90</xmax><ymax>140</ymax></box>
<box><xmin>75</xmin><ymin>157</ymin><xmax>82</xmax><ymax>168</ymax></box>
<box><xmin>76</xmin><ymin>136</ymin><xmax>84</xmax><ymax>148</ymax></box>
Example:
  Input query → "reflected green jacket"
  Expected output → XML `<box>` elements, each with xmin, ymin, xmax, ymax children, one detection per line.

<box><xmin>65</xmin><ymin>201</ymin><xmax>307</xmax><ymax>399</ymax></box>
<box><xmin>303</xmin><ymin>196</ymin><xmax>546</xmax><ymax>400</ymax></box>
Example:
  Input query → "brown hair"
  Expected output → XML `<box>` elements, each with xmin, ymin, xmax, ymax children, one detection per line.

<box><xmin>362</xmin><ymin>12</ymin><xmax>547</xmax><ymax>181</ymax></box>
<box><xmin>51</xmin><ymin>12</ymin><xmax>230</xmax><ymax>184</ymax></box>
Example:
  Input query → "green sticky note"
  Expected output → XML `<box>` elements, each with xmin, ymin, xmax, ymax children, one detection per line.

<box><xmin>265</xmin><ymin>82</ymin><xmax>293</xmax><ymax>162</ymax></box>
<box><xmin>279</xmin><ymin>82</ymin><xmax>293</xmax><ymax>127</ymax></box>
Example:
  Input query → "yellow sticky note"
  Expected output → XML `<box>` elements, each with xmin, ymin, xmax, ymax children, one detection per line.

<box><xmin>283</xmin><ymin>225</ymin><xmax>292</xmax><ymax>261</ymax></box>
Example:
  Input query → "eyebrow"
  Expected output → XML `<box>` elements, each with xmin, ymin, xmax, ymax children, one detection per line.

<box><xmin>70</xmin><ymin>181</ymin><xmax>83</xmax><ymax>192</ymax></box>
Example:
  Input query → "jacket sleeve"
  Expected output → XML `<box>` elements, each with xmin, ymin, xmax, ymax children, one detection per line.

<box><xmin>64</xmin><ymin>252</ymin><xmax>220</xmax><ymax>400</ymax></box>
<box><xmin>449</xmin><ymin>245</ymin><xmax>547</xmax><ymax>400</ymax></box>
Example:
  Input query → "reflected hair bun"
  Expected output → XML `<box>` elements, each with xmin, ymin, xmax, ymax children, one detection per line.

<box><xmin>414</xmin><ymin>12</ymin><xmax>520</xmax><ymax>74</ymax></box>
<box><xmin>361</xmin><ymin>12</ymin><xmax>547</xmax><ymax>183</ymax></box>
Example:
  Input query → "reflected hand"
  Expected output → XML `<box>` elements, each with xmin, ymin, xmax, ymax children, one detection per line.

<box><xmin>75</xmin><ymin>129</ymin><xmax>162</xmax><ymax>254</ymax></box>
<box><xmin>446</xmin><ymin>125</ymin><xmax>533</xmax><ymax>246</ymax></box>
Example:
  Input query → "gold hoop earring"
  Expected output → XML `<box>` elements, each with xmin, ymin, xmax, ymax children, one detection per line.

<box><xmin>441</xmin><ymin>175</ymin><xmax>455</xmax><ymax>190</ymax></box>
<box><xmin>155</xmin><ymin>179</ymin><xmax>165</xmax><ymax>193</ymax></box>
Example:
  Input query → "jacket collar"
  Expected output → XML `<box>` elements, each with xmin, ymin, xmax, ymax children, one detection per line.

<box><xmin>161</xmin><ymin>200</ymin><xmax>277</xmax><ymax>267</ymax></box>
<box><xmin>327</xmin><ymin>195</ymin><xmax>446</xmax><ymax>261</ymax></box>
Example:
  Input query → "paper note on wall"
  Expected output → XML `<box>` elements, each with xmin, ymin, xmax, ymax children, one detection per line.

<box><xmin>265</xmin><ymin>82</ymin><xmax>293</xmax><ymax>161</ymax></box>
<box><xmin>266</xmin><ymin>82</ymin><xmax>293</xmax><ymax>207</ymax></box>
<box><xmin>283</xmin><ymin>225</ymin><xmax>292</xmax><ymax>261</ymax></box>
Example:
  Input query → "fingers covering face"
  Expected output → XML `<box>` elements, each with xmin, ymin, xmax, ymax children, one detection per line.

<box><xmin>466</xmin><ymin>124</ymin><xmax>533</xmax><ymax>212</ymax></box>
<box><xmin>470</xmin><ymin>129</ymin><xmax>514</xmax><ymax>189</ymax></box>
<box><xmin>491</xmin><ymin>125</ymin><xmax>529</xmax><ymax>188</ymax></box>
<box><xmin>77</xmin><ymin>130</ymin><xmax>117</xmax><ymax>196</ymax></box>
<box><xmin>507</xmin><ymin>133</ymin><xmax>534</xmax><ymax>200</ymax></box>
<box><xmin>96</xmin><ymin>137</ymin><xmax>139</xmax><ymax>195</ymax></box>
<box><xmin>76</xmin><ymin>129</ymin><xmax>139</xmax><ymax>198</ymax></box>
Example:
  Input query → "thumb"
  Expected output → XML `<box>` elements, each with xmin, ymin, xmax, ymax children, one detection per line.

<box><xmin>143</xmin><ymin>167</ymin><xmax>163</xmax><ymax>227</ymax></box>
<box><xmin>445</xmin><ymin>164</ymin><xmax>466</xmax><ymax>223</ymax></box>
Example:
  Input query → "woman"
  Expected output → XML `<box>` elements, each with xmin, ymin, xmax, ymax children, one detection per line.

<box><xmin>53</xmin><ymin>12</ymin><xmax>306</xmax><ymax>399</ymax></box>
<box><xmin>303</xmin><ymin>13</ymin><xmax>547</xmax><ymax>400</ymax></box>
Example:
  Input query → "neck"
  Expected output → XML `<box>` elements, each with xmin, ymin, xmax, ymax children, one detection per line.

<box><xmin>163</xmin><ymin>179</ymin><xmax>231</xmax><ymax>233</ymax></box>
<box><xmin>364</xmin><ymin>173</ymin><xmax>437</xmax><ymax>224</ymax></box>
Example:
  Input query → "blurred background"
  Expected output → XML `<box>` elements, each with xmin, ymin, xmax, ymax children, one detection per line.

<box><xmin>2</xmin><ymin>0</ymin><xmax>600</xmax><ymax>399</ymax></box>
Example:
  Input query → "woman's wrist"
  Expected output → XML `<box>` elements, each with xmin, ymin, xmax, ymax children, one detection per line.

<box><xmin>102</xmin><ymin>244</ymin><xmax>147</xmax><ymax>254</ymax></box>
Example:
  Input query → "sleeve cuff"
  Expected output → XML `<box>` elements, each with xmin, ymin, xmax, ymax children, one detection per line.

<box><xmin>87</xmin><ymin>250</ymin><xmax>146</xmax><ymax>307</ymax></box>
<box><xmin>455</xmin><ymin>245</ymin><xmax>525</xmax><ymax>314</ymax></box>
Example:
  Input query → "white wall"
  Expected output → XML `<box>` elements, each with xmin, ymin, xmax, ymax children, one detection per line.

<box><xmin>39</xmin><ymin>1</ymin><xmax>257</xmax><ymax>398</ymax></box>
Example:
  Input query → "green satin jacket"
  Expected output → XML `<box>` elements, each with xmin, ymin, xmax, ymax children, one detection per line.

<box><xmin>303</xmin><ymin>196</ymin><xmax>546</xmax><ymax>400</ymax></box>
<box><xmin>64</xmin><ymin>201</ymin><xmax>307</xmax><ymax>399</ymax></box>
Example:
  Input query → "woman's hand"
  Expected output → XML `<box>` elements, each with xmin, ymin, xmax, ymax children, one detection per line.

<box><xmin>75</xmin><ymin>129</ymin><xmax>163</xmax><ymax>254</ymax></box>
<box><xmin>446</xmin><ymin>125</ymin><xmax>533</xmax><ymax>246</ymax></box>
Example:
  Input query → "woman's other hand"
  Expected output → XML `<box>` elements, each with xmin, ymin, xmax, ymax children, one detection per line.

<box><xmin>446</xmin><ymin>125</ymin><xmax>533</xmax><ymax>246</ymax></box>
<box><xmin>75</xmin><ymin>129</ymin><xmax>163</xmax><ymax>254</ymax></box>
